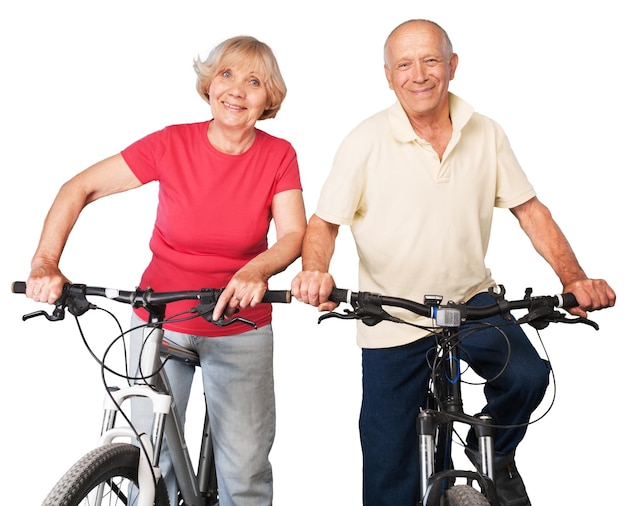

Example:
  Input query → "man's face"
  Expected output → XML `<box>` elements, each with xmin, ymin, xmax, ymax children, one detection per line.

<box><xmin>384</xmin><ymin>22</ymin><xmax>458</xmax><ymax>121</ymax></box>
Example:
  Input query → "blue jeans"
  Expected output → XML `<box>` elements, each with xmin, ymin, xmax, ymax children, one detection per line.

<box><xmin>359</xmin><ymin>292</ymin><xmax>551</xmax><ymax>506</ymax></box>
<box><xmin>129</xmin><ymin>314</ymin><xmax>275</xmax><ymax>506</ymax></box>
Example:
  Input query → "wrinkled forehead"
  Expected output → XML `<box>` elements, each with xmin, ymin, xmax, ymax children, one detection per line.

<box><xmin>387</xmin><ymin>23</ymin><xmax>450</xmax><ymax>61</ymax></box>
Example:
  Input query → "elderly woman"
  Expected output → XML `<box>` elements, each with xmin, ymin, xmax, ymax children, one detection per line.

<box><xmin>26</xmin><ymin>36</ymin><xmax>306</xmax><ymax>506</ymax></box>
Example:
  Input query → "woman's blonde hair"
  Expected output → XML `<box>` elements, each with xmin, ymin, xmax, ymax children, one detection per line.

<box><xmin>194</xmin><ymin>36</ymin><xmax>287</xmax><ymax>120</ymax></box>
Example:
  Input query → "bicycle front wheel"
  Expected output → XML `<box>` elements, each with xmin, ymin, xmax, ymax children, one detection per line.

<box><xmin>444</xmin><ymin>484</ymin><xmax>490</xmax><ymax>506</ymax></box>
<box><xmin>42</xmin><ymin>443</ymin><xmax>169</xmax><ymax>506</ymax></box>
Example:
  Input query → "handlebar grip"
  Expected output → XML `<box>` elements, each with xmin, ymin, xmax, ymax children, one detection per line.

<box><xmin>262</xmin><ymin>290</ymin><xmax>292</xmax><ymax>304</ymax></box>
<box><xmin>329</xmin><ymin>288</ymin><xmax>351</xmax><ymax>304</ymax></box>
<box><xmin>11</xmin><ymin>281</ymin><xmax>26</xmax><ymax>294</ymax></box>
<box><xmin>561</xmin><ymin>293</ymin><xmax>578</xmax><ymax>308</ymax></box>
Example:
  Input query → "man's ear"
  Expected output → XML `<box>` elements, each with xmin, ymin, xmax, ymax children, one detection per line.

<box><xmin>449</xmin><ymin>53</ymin><xmax>459</xmax><ymax>81</ymax></box>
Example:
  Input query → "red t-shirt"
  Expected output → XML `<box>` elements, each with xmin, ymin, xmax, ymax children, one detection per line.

<box><xmin>121</xmin><ymin>121</ymin><xmax>302</xmax><ymax>336</ymax></box>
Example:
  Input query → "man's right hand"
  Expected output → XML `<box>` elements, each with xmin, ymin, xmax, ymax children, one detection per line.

<box><xmin>291</xmin><ymin>270</ymin><xmax>338</xmax><ymax>312</ymax></box>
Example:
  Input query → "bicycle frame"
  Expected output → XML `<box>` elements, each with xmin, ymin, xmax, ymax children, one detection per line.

<box><xmin>99</xmin><ymin>309</ymin><xmax>218</xmax><ymax>506</ymax></box>
<box><xmin>322</xmin><ymin>285</ymin><xmax>598</xmax><ymax>506</ymax></box>
<box><xmin>11</xmin><ymin>281</ymin><xmax>291</xmax><ymax>505</ymax></box>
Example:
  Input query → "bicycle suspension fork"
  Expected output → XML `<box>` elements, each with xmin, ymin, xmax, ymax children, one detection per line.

<box><xmin>100</xmin><ymin>309</ymin><xmax>171</xmax><ymax>462</ymax></box>
<box><xmin>418</xmin><ymin>329</ymin><xmax>459</xmax><ymax>498</ymax></box>
<box><xmin>417</xmin><ymin>329</ymin><xmax>497</xmax><ymax>500</ymax></box>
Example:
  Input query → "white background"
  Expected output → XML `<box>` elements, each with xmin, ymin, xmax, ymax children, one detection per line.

<box><xmin>1</xmin><ymin>1</ymin><xmax>624</xmax><ymax>504</ymax></box>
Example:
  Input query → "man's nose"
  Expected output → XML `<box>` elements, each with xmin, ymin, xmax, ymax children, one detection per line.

<box><xmin>411</xmin><ymin>63</ymin><xmax>428</xmax><ymax>82</ymax></box>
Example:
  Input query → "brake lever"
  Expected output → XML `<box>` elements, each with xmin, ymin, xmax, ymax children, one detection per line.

<box><xmin>546</xmin><ymin>313</ymin><xmax>599</xmax><ymax>330</ymax></box>
<box><xmin>212</xmin><ymin>315</ymin><xmax>257</xmax><ymax>329</ymax></box>
<box><xmin>195</xmin><ymin>293</ymin><xmax>257</xmax><ymax>329</ymax></box>
<box><xmin>520</xmin><ymin>309</ymin><xmax>599</xmax><ymax>331</ymax></box>
<box><xmin>22</xmin><ymin>306</ymin><xmax>66</xmax><ymax>322</ymax></box>
<box><xmin>318</xmin><ymin>309</ymin><xmax>358</xmax><ymax>323</ymax></box>
<box><xmin>318</xmin><ymin>305</ymin><xmax>396</xmax><ymax>327</ymax></box>
<box><xmin>196</xmin><ymin>304</ymin><xmax>258</xmax><ymax>328</ymax></box>
<box><xmin>21</xmin><ymin>283</ymin><xmax>76</xmax><ymax>322</ymax></box>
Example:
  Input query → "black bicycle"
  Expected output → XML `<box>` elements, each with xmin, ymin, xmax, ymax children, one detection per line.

<box><xmin>321</xmin><ymin>285</ymin><xmax>599</xmax><ymax>506</ymax></box>
<box><xmin>12</xmin><ymin>281</ymin><xmax>291</xmax><ymax>506</ymax></box>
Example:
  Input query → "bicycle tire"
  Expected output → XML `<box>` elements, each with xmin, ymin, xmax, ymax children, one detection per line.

<box><xmin>41</xmin><ymin>443</ymin><xmax>169</xmax><ymax>506</ymax></box>
<box><xmin>444</xmin><ymin>484</ymin><xmax>490</xmax><ymax>506</ymax></box>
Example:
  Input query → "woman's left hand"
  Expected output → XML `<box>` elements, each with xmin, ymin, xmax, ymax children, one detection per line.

<box><xmin>212</xmin><ymin>189</ymin><xmax>306</xmax><ymax>321</ymax></box>
<box><xmin>212</xmin><ymin>268</ymin><xmax>268</xmax><ymax>320</ymax></box>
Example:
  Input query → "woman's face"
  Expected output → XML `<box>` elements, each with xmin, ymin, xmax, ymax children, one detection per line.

<box><xmin>208</xmin><ymin>63</ymin><xmax>269</xmax><ymax>131</ymax></box>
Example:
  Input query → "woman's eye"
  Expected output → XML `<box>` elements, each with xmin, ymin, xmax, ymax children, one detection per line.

<box><xmin>250</xmin><ymin>78</ymin><xmax>260</xmax><ymax>87</ymax></box>
<box><xmin>222</xmin><ymin>70</ymin><xmax>231</xmax><ymax>78</ymax></box>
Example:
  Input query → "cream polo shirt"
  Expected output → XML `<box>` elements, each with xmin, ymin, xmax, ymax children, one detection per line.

<box><xmin>316</xmin><ymin>94</ymin><xmax>536</xmax><ymax>349</ymax></box>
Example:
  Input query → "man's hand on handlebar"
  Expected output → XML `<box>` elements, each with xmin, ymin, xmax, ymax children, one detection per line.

<box><xmin>291</xmin><ymin>271</ymin><xmax>338</xmax><ymax>312</ymax></box>
<box><xmin>562</xmin><ymin>277</ymin><xmax>616</xmax><ymax>318</ymax></box>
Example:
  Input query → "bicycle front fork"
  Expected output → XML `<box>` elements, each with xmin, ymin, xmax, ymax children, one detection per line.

<box><xmin>417</xmin><ymin>410</ymin><xmax>496</xmax><ymax>502</ymax></box>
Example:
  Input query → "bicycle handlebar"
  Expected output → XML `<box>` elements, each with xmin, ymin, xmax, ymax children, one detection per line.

<box><xmin>324</xmin><ymin>285</ymin><xmax>598</xmax><ymax>330</ymax></box>
<box><xmin>11</xmin><ymin>281</ymin><xmax>598</xmax><ymax>330</ymax></box>
<box><xmin>11</xmin><ymin>281</ymin><xmax>291</xmax><ymax>303</ymax></box>
<box><xmin>329</xmin><ymin>286</ymin><xmax>575</xmax><ymax>317</ymax></box>
<box><xmin>11</xmin><ymin>281</ymin><xmax>291</xmax><ymax>325</ymax></box>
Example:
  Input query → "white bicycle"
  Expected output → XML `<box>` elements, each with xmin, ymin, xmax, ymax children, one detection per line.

<box><xmin>12</xmin><ymin>281</ymin><xmax>290</xmax><ymax>506</ymax></box>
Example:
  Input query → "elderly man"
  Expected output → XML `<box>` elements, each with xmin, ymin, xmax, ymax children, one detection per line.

<box><xmin>292</xmin><ymin>19</ymin><xmax>615</xmax><ymax>506</ymax></box>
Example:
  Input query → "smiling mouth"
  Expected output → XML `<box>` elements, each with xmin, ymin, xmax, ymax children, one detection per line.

<box><xmin>223</xmin><ymin>101</ymin><xmax>246</xmax><ymax>111</ymax></box>
<box><xmin>411</xmin><ymin>86</ymin><xmax>435</xmax><ymax>95</ymax></box>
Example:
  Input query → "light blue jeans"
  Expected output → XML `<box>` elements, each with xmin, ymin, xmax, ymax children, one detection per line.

<box><xmin>129</xmin><ymin>313</ymin><xmax>275</xmax><ymax>506</ymax></box>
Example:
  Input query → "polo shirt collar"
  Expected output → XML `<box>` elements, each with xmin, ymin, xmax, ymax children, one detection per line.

<box><xmin>388</xmin><ymin>92</ymin><xmax>475</xmax><ymax>143</ymax></box>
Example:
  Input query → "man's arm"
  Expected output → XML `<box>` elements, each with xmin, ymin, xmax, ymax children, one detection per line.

<box><xmin>291</xmin><ymin>214</ymin><xmax>340</xmax><ymax>311</ymax></box>
<box><xmin>510</xmin><ymin>196</ymin><xmax>616</xmax><ymax>317</ymax></box>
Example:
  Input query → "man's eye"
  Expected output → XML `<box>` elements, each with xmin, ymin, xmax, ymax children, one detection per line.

<box><xmin>424</xmin><ymin>58</ymin><xmax>441</xmax><ymax>67</ymax></box>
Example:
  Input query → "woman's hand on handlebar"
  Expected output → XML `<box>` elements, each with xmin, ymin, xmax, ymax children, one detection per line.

<box><xmin>212</xmin><ymin>268</ymin><xmax>269</xmax><ymax>320</ymax></box>
<box><xmin>26</xmin><ymin>261</ymin><xmax>69</xmax><ymax>305</ymax></box>
<box><xmin>562</xmin><ymin>277</ymin><xmax>616</xmax><ymax>318</ymax></box>
<box><xmin>291</xmin><ymin>270</ymin><xmax>338</xmax><ymax>312</ymax></box>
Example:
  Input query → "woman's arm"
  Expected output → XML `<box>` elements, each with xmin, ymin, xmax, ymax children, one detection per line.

<box><xmin>213</xmin><ymin>189</ymin><xmax>306</xmax><ymax>318</ymax></box>
<box><xmin>27</xmin><ymin>153</ymin><xmax>142</xmax><ymax>303</ymax></box>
